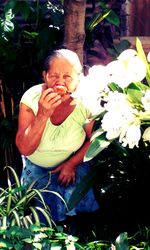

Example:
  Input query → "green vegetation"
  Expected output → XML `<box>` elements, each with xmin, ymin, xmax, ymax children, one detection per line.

<box><xmin>0</xmin><ymin>0</ymin><xmax>149</xmax><ymax>248</ymax></box>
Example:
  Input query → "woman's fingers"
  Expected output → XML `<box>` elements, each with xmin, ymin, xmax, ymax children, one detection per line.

<box><xmin>58</xmin><ymin>172</ymin><xmax>76</xmax><ymax>186</ymax></box>
<box><xmin>52</xmin><ymin>163</ymin><xmax>76</xmax><ymax>186</ymax></box>
<box><xmin>51</xmin><ymin>165</ymin><xmax>62</xmax><ymax>174</ymax></box>
<box><xmin>38</xmin><ymin>88</ymin><xmax>62</xmax><ymax>117</ymax></box>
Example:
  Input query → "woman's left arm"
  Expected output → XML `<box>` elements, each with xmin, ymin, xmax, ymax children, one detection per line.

<box><xmin>52</xmin><ymin>120</ymin><xmax>94</xmax><ymax>186</ymax></box>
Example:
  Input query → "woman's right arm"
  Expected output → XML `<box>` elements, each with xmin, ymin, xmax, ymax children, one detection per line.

<box><xmin>16</xmin><ymin>87</ymin><xmax>62</xmax><ymax>156</ymax></box>
<box><xmin>15</xmin><ymin>103</ymin><xmax>49</xmax><ymax>156</ymax></box>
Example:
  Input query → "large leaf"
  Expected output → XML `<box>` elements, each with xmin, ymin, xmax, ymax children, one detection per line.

<box><xmin>109</xmin><ymin>82</ymin><xmax>123</xmax><ymax>92</ymax></box>
<box><xmin>99</xmin><ymin>1</ymin><xmax>120</xmax><ymax>26</ymax></box>
<box><xmin>129</xmin><ymin>81</ymin><xmax>149</xmax><ymax>91</ymax></box>
<box><xmin>127</xmin><ymin>88</ymin><xmax>143</xmax><ymax>104</ymax></box>
<box><xmin>106</xmin><ymin>10</ymin><xmax>120</xmax><ymax>27</ymax></box>
<box><xmin>0</xmin><ymin>8</ymin><xmax>14</xmax><ymax>41</ymax></box>
<box><xmin>87</xmin><ymin>11</ymin><xmax>110</xmax><ymax>31</ymax></box>
<box><xmin>136</xmin><ymin>37</ymin><xmax>150</xmax><ymax>85</ymax></box>
<box><xmin>115</xmin><ymin>232</ymin><xmax>129</xmax><ymax>250</ymax></box>
<box><xmin>84</xmin><ymin>133</ymin><xmax>112</xmax><ymax>161</ymax></box>
<box><xmin>126</xmin><ymin>82</ymin><xmax>149</xmax><ymax>104</ymax></box>
<box><xmin>0</xmin><ymin>239</ymin><xmax>13</xmax><ymax>249</ymax></box>
<box><xmin>36</xmin><ymin>206</ymin><xmax>52</xmax><ymax>227</ymax></box>
<box><xmin>4</xmin><ymin>166</ymin><xmax>21</xmax><ymax>188</ymax></box>
<box><xmin>67</xmin><ymin>166</ymin><xmax>101</xmax><ymax>211</ymax></box>
<box><xmin>91</xmin><ymin>128</ymin><xmax>104</xmax><ymax>141</ymax></box>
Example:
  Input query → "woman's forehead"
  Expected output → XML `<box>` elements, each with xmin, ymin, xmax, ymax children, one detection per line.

<box><xmin>49</xmin><ymin>57</ymin><xmax>76</xmax><ymax>73</ymax></box>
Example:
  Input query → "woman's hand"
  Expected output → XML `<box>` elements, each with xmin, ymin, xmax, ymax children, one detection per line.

<box><xmin>38</xmin><ymin>85</ymin><xmax>62</xmax><ymax>118</ymax></box>
<box><xmin>52</xmin><ymin>161</ymin><xmax>76</xmax><ymax>186</ymax></box>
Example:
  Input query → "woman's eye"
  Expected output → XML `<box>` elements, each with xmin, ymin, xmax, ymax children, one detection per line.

<box><xmin>49</xmin><ymin>75</ymin><xmax>58</xmax><ymax>80</ymax></box>
<box><xmin>64</xmin><ymin>75</ymin><xmax>72</xmax><ymax>81</ymax></box>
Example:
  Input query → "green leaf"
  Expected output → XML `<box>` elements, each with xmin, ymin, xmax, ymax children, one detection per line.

<box><xmin>136</xmin><ymin>37</ymin><xmax>148</xmax><ymax>65</ymax></box>
<box><xmin>115</xmin><ymin>232</ymin><xmax>129</xmax><ymax>250</ymax></box>
<box><xmin>32</xmin><ymin>242</ymin><xmax>43</xmax><ymax>250</ymax></box>
<box><xmin>51</xmin><ymin>242</ymin><xmax>63</xmax><ymax>250</ymax></box>
<box><xmin>128</xmin><ymin>82</ymin><xmax>149</xmax><ymax>91</ymax></box>
<box><xmin>84</xmin><ymin>133</ymin><xmax>112</xmax><ymax>161</ymax></box>
<box><xmin>23</xmin><ymin>30</ymin><xmax>38</xmax><ymax>39</ymax></box>
<box><xmin>126</xmin><ymin>82</ymin><xmax>150</xmax><ymax>105</ymax></box>
<box><xmin>41</xmin><ymin>190</ymin><xmax>67</xmax><ymax>209</ymax></box>
<box><xmin>136</xmin><ymin>37</ymin><xmax>150</xmax><ymax>85</ymax></box>
<box><xmin>22</xmin><ymin>238</ymin><xmax>33</xmax><ymax>243</ymax></box>
<box><xmin>91</xmin><ymin>128</ymin><xmax>104</xmax><ymax>141</ymax></box>
<box><xmin>112</xmin><ymin>39</ymin><xmax>131</xmax><ymax>56</ymax></box>
<box><xmin>109</xmin><ymin>82</ymin><xmax>123</xmax><ymax>92</ymax></box>
<box><xmin>26</xmin><ymin>189</ymin><xmax>47</xmax><ymax>208</ymax></box>
<box><xmin>4</xmin><ymin>166</ymin><xmax>21</xmax><ymax>188</ymax></box>
<box><xmin>0</xmin><ymin>9</ymin><xmax>14</xmax><ymax>34</ymax></box>
<box><xmin>29</xmin><ymin>206</ymin><xmax>40</xmax><ymax>225</ymax></box>
<box><xmin>127</xmin><ymin>88</ymin><xmax>143</xmax><ymax>104</ymax></box>
<box><xmin>0</xmin><ymin>196</ymin><xmax>6</xmax><ymax>205</ymax></box>
<box><xmin>67</xmin><ymin>166</ymin><xmax>101</xmax><ymax>211</ymax></box>
<box><xmin>36</xmin><ymin>206</ymin><xmax>52</xmax><ymax>227</ymax></box>
<box><xmin>106</xmin><ymin>10</ymin><xmax>120</xmax><ymax>27</ymax></box>
<box><xmin>88</xmin><ymin>11</ymin><xmax>110</xmax><ymax>31</ymax></box>
<box><xmin>25</xmin><ymin>215</ymin><xmax>33</xmax><ymax>226</ymax></box>
<box><xmin>11</xmin><ymin>210</ymin><xmax>21</xmax><ymax>227</ymax></box>
<box><xmin>14</xmin><ymin>1</ymin><xmax>33</xmax><ymax>21</ymax></box>
<box><xmin>0</xmin><ymin>239</ymin><xmax>13</xmax><ymax>249</ymax></box>
<box><xmin>22</xmin><ymin>216</ymin><xmax>30</xmax><ymax>228</ymax></box>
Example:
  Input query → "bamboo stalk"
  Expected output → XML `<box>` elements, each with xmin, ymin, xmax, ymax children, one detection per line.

<box><xmin>0</xmin><ymin>79</ymin><xmax>6</xmax><ymax>118</ymax></box>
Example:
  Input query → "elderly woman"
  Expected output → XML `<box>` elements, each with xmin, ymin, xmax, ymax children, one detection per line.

<box><xmin>15</xmin><ymin>48</ymin><xmax>99</xmax><ymax>224</ymax></box>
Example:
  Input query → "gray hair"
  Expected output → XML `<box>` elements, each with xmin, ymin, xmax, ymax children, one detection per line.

<box><xmin>43</xmin><ymin>49</ymin><xmax>82</xmax><ymax>74</ymax></box>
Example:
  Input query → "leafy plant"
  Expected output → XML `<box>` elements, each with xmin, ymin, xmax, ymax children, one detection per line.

<box><xmin>68</xmin><ymin>38</ymin><xmax>150</xmax><ymax>241</ymax></box>
<box><xmin>0</xmin><ymin>166</ymin><xmax>79</xmax><ymax>249</ymax></box>
<box><xmin>0</xmin><ymin>224</ymin><xmax>79</xmax><ymax>250</ymax></box>
<box><xmin>0</xmin><ymin>0</ymin><xmax>64</xmax><ymax>171</ymax></box>
<box><xmin>0</xmin><ymin>166</ymin><xmax>53</xmax><ymax>229</ymax></box>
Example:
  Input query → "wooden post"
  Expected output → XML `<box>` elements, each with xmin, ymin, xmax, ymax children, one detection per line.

<box><xmin>63</xmin><ymin>0</ymin><xmax>86</xmax><ymax>64</ymax></box>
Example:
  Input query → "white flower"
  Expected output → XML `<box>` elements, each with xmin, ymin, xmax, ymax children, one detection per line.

<box><xmin>121</xmin><ymin>124</ymin><xmax>141</xmax><ymax>148</ymax></box>
<box><xmin>104</xmin><ymin>91</ymin><xmax>133</xmax><ymax>112</ymax></box>
<box><xmin>106</xmin><ymin>60</ymin><xmax>132</xmax><ymax>88</ymax></box>
<box><xmin>102</xmin><ymin>112</ymin><xmax>123</xmax><ymax>140</ymax></box>
<box><xmin>127</xmin><ymin>56</ymin><xmax>146</xmax><ymax>82</ymax></box>
<box><xmin>141</xmin><ymin>90</ymin><xmax>150</xmax><ymax>111</ymax></box>
<box><xmin>107</xmin><ymin>49</ymin><xmax>146</xmax><ymax>88</ymax></box>
<box><xmin>72</xmin><ymin>74</ymin><xmax>104</xmax><ymax>115</ymax></box>
<box><xmin>88</xmin><ymin>65</ymin><xmax>109</xmax><ymax>92</ymax></box>
<box><xmin>147</xmin><ymin>52</ymin><xmax>150</xmax><ymax>63</ymax></box>
<box><xmin>102</xmin><ymin>109</ymin><xmax>138</xmax><ymax>143</ymax></box>
<box><xmin>65</xmin><ymin>235</ymin><xmax>76</xmax><ymax>250</ymax></box>
<box><xmin>101</xmin><ymin>90</ymin><xmax>141</xmax><ymax>145</ymax></box>
<box><xmin>74</xmin><ymin>40</ymin><xmax>149</xmax><ymax>150</ymax></box>
<box><xmin>118</xmin><ymin>49</ymin><xmax>137</xmax><ymax>61</ymax></box>
<box><xmin>143</xmin><ymin>127</ymin><xmax>150</xmax><ymax>141</ymax></box>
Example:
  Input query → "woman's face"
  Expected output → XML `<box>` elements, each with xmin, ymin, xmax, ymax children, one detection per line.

<box><xmin>43</xmin><ymin>57</ymin><xmax>80</xmax><ymax>93</ymax></box>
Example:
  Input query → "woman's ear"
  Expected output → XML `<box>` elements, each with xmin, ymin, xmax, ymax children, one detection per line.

<box><xmin>42</xmin><ymin>71</ymin><xmax>46</xmax><ymax>82</ymax></box>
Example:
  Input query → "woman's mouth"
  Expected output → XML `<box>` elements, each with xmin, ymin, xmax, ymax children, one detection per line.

<box><xmin>53</xmin><ymin>85</ymin><xmax>68</xmax><ymax>95</ymax></box>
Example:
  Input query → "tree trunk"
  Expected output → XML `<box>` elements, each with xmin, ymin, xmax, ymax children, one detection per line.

<box><xmin>63</xmin><ymin>0</ymin><xmax>86</xmax><ymax>64</ymax></box>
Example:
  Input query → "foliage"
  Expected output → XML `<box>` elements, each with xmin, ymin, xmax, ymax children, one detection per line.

<box><xmin>78</xmin><ymin>230</ymin><xmax>150</xmax><ymax>250</ymax></box>
<box><xmin>84</xmin><ymin>38</ymin><xmax>150</xmax><ymax>158</ymax></box>
<box><xmin>0</xmin><ymin>166</ymin><xmax>79</xmax><ymax>249</ymax></box>
<box><xmin>0</xmin><ymin>166</ymin><xmax>54</xmax><ymax>228</ymax></box>
<box><xmin>0</xmin><ymin>1</ymin><xmax>149</xmax><ymax>248</ymax></box>
<box><xmin>0</xmin><ymin>224</ymin><xmax>79</xmax><ymax>250</ymax></box>
<box><xmin>87</xmin><ymin>1</ymin><xmax>120</xmax><ymax>32</ymax></box>
<box><xmin>0</xmin><ymin>0</ymin><xmax>64</xmax><ymax>170</ymax></box>
<box><xmin>0</xmin><ymin>0</ymin><xmax>64</xmax><ymax>87</ymax></box>
<box><xmin>68</xmin><ymin>38</ymin><xmax>150</xmax><ymax>240</ymax></box>
<box><xmin>0</xmin><ymin>167</ymin><xmax>149</xmax><ymax>250</ymax></box>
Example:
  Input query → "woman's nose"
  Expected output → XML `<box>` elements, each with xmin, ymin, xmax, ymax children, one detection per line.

<box><xmin>57</xmin><ymin>75</ymin><xmax>65</xmax><ymax>85</ymax></box>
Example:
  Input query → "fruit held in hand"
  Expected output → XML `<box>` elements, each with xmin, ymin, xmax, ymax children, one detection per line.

<box><xmin>53</xmin><ymin>86</ymin><xmax>67</xmax><ymax>95</ymax></box>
